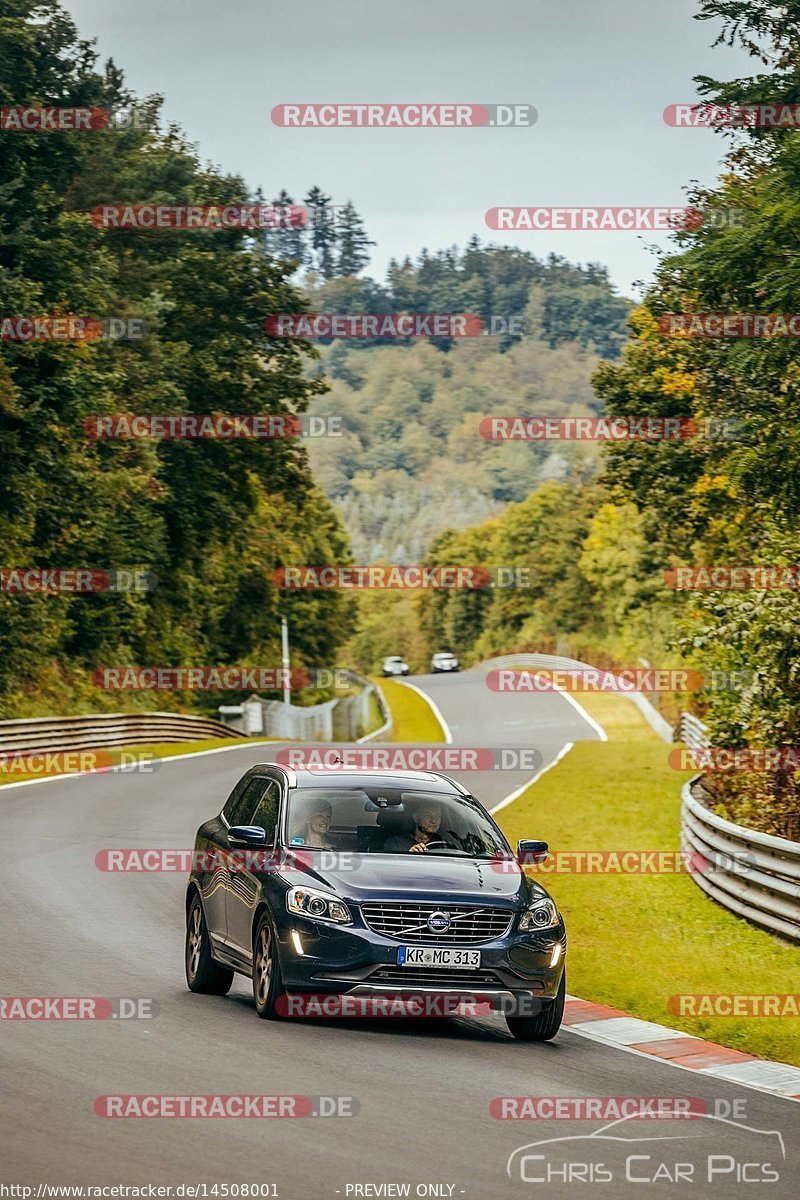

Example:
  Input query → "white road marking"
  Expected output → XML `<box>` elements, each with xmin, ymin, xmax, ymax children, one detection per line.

<box><xmin>556</xmin><ymin>688</ymin><xmax>608</xmax><ymax>741</ymax></box>
<box><xmin>394</xmin><ymin>679</ymin><xmax>453</xmax><ymax>743</ymax></box>
<box><xmin>490</xmin><ymin>740</ymin><xmax>574</xmax><ymax>814</ymax></box>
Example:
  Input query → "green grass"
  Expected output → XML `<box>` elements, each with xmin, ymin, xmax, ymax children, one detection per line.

<box><xmin>0</xmin><ymin>736</ymin><xmax>262</xmax><ymax>787</ymax></box>
<box><xmin>373</xmin><ymin>677</ymin><xmax>446</xmax><ymax>743</ymax></box>
<box><xmin>496</xmin><ymin>692</ymin><xmax>800</xmax><ymax>1066</ymax></box>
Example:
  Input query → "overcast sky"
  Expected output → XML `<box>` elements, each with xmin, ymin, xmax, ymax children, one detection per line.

<box><xmin>64</xmin><ymin>0</ymin><xmax>753</xmax><ymax>299</ymax></box>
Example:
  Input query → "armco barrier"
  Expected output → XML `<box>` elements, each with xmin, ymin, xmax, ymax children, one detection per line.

<box><xmin>0</xmin><ymin>711</ymin><xmax>240</xmax><ymax>755</ymax></box>
<box><xmin>674</xmin><ymin>710</ymin><xmax>709</xmax><ymax>751</ymax></box>
<box><xmin>681</xmin><ymin>776</ymin><xmax>800</xmax><ymax>942</ymax></box>
<box><xmin>0</xmin><ymin>674</ymin><xmax>392</xmax><ymax>759</ymax></box>
<box><xmin>675</xmin><ymin>710</ymin><xmax>800</xmax><ymax>941</ymax></box>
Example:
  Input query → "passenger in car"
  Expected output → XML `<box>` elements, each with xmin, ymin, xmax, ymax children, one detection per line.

<box><xmin>383</xmin><ymin>801</ymin><xmax>443</xmax><ymax>853</ymax></box>
<box><xmin>293</xmin><ymin>799</ymin><xmax>336</xmax><ymax>849</ymax></box>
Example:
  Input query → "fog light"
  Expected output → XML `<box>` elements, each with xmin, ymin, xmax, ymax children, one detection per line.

<box><xmin>291</xmin><ymin>930</ymin><xmax>305</xmax><ymax>956</ymax></box>
<box><xmin>550</xmin><ymin>942</ymin><xmax>562</xmax><ymax>967</ymax></box>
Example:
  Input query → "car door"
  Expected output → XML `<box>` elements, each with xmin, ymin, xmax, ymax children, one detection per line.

<box><xmin>224</xmin><ymin>775</ymin><xmax>281</xmax><ymax>963</ymax></box>
<box><xmin>197</xmin><ymin>773</ymin><xmax>251</xmax><ymax>951</ymax></box>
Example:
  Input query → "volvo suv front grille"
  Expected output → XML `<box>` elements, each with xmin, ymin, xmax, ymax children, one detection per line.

<box><xmin>361</xmin><ymin>902</ymin><xmax>513</xmax><ymax>944</ymax></box>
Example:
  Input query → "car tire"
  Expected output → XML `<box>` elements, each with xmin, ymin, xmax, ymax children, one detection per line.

<box><xmin>505</xmin><ymin>970</ymin><xmax>565</xmax><ymax>1042</ymax></box>
<box><xmin>185</xmin><ymin>894</ymin><xmax>234</xmax><ymax>995</ymax></box>
<box><xmin>252</xmin><ymin>910</ymin><xmax>287</xmax><ymax>1020</ymax></box>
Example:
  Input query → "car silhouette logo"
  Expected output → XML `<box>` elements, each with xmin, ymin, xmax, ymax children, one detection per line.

<box><xmin>427</xmin><ymin>911</ymin><xmax>451</xmax><ymax>932</ymax></box>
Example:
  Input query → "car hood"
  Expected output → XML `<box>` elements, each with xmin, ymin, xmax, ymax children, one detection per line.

<box><xmin>278</xmin><ymin>851</ymin><xmax>530</xmax><ymax>907</ymax></box>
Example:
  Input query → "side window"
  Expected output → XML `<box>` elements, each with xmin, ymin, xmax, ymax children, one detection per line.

<box><xmin>228</xmin><ymin>777</ymin><xmax>270</xmax><ymax>828</ymax></box>
<box><xmin>222</xmin><ymin>775</ymin><xmax>249</xmax><ymax>824</ymax></box>
<box><xmin>251</xmin><ymin>780</ymin><xmax>280</xmax><ymax>844</ymax></box>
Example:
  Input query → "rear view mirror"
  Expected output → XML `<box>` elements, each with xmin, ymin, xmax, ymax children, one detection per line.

<box><xmin>517</xmin><ymin>839</ymin><xmax>548</xmax><ymax>865</ymax></box>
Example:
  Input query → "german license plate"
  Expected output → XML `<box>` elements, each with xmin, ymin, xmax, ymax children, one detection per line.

<box><xmin>397</xmin><ymin>946</ymin><xmax>481</xmax><ymax>968</ymax></box>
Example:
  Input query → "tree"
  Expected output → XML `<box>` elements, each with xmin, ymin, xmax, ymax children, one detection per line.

<box><xmin>0</xmin><ymin>0</ymin><xmax>353</xmax><ymax>716</ymax></box>
<box><xmin>335</xmin><ymin>199</ymin><xmax>374</xmax><ymax>276</ymax></box>
<box><xmin>268</xmin><ymin>188</ymin><xmax>306</xmax><ymax>270</ymax></box>
<box><xmin>304</xmin><ymin>185</ymin><xmax>337</xmax><ymax>280</ymax></box>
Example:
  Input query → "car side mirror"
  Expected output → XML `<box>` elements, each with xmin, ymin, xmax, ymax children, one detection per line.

<box><xmin>228</xmin><ymin>825</ymin><xmax>267</xmax><ymax>848</ymax></box>
<box><xmin>517</xmin><ymin>839</ymin><xmax>548</xmax><ymax>865</ymax></box>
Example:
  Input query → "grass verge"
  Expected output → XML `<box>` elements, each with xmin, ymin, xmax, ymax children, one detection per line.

<box><xmin>373</xmin><ymin>678</ymin><xmax>446</xmax><ymax>743</ymax></box>
<box><xmin>496</xmin><ymin>692</ymin><xmax>800</xmax><ymax>1067</ymax></box>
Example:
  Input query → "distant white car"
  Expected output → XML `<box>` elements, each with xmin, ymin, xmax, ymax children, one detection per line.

<box><xmin>431</xmin><ymin>651</ymin><xmax>459</xmax><ymax>673</ymax></box>
<box><xmin>381</xmin><ymin>655</ymin><xmax>410</xmax><ymax>677</ymax></box>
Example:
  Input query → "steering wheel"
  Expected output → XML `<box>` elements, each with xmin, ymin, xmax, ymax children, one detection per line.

<box><xmin>418</xmin><ymin>839</ymin><xmax>448</xmax><ymax>851</ymax></box>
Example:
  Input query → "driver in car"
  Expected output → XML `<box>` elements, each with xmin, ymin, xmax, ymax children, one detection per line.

<box><xmin>384</xmin><ymin>801</ymin><xmax>444</xmax><ymax>854</ymax></box>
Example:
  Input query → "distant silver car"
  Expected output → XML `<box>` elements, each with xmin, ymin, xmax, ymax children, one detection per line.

<box><xmin>431</xmin><ymin>651</ymin><xmax>459</xmax><ymax>673</ymax></box>
<box><xmin>382</xmin><ymin>655</ymin><xmax>410</xmax><ymax>677</ymax></box>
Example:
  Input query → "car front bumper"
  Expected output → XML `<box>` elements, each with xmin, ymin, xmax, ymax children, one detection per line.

<box><xmin>274</xmin><ymin>909</ymin><xmax>566</xmax><ymax>1008</ymax></box>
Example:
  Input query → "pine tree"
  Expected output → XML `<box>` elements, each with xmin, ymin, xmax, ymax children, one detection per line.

<box><xmin>305</xmin><ymin>186</ymin><xmax>337</xmax><ymax>280</ymax></box>
<box><xmin>271</xmin><ymin>189</ymin><xmax>306</xmax><ymax>269</ymax></box>
<box><xmin>335</xmin><ymin>200</ymin><xmax>374</xmax><ymax>276</ymax></box>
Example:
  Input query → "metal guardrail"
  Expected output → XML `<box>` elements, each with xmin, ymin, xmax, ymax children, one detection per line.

<box><xmin>674</xmin><ymin>709</ymin><xmax>800</xmax><ymax>940</ymax></box>
<box><xmin>0</xmin><ymin>674</ymin><xmax>392</xmax><ymax>761</ymax></box>
<box><xmin>674</xmin><ymin>710</ymin><xmax>709</xmax><ymax>750</ymax></box>
<box><xmin>681</xmin><ymin>776</ymin><xmax>800</xmax><ymax>942</ymax></box>
<box><xmin>0</xmin><ymin>711</ymin><xmax>240</xmax><ymax>755</ymax></box>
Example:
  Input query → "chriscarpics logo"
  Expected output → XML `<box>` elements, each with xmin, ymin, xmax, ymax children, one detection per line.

<box><xmin>506</xmin><ymin>1112</ymin><xmax>785</xmax><ymax>1186</ymax></box>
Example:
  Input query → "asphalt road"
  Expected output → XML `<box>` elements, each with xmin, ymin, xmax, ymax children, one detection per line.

<box><xmin>1</xmin><ymin>670</ymin><xmax>796</xmax><ymax>1198</ymax></box>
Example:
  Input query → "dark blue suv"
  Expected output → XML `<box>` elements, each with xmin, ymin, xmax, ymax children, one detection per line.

<box><xmin>185</xmin><ymin>764</ymin><xmax>566</xmax><ymax>1040</ymax></box>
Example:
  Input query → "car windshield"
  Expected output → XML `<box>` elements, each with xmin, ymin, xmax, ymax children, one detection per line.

<box><xmin>285</xmin><ymin>786</ymin><xmax>510</xmax><ymax>858</ymax></box>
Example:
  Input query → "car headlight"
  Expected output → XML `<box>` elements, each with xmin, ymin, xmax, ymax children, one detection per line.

<box><xmin>287</xmin><ymin>886</ymin><xmax>352</xmax><ymax>925</ymax></box>
<box><xmin>519</xmin><ymin>896</ymin><xmax>560</xmax><ymax>931</ymax></box>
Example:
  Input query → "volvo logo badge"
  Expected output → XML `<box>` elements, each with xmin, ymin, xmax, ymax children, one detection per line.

<box><xmin>427</xmin><ymin>911</ymin><xmax>451</xmax><ymax>932</ymax></box>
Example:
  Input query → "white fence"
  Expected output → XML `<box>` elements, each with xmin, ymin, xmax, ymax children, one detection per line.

<box><xmin>218</xmin><ymin>671</ymin><xmax>391</xmax><ymax>742</ymax></box>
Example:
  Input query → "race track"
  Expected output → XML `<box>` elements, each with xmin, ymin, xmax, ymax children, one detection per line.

<box><xmin>1</xmin><ymin>670</ymin><xmax>795</xmax><ymax>1197</ymax></box>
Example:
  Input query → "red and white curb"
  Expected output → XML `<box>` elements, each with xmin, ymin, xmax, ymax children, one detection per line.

<box><xmin>563</xmin><ymin>996</ymin><xmax>800</xmax><ymax>1103</ymax></box>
